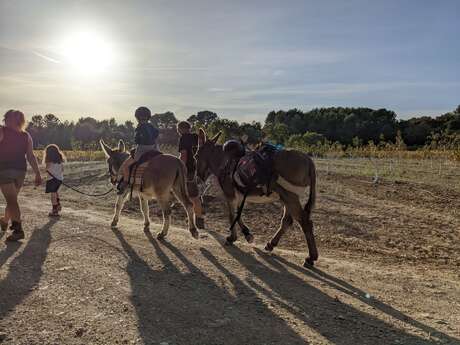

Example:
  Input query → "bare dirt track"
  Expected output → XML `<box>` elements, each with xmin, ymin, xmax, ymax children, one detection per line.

<box><xmin>0</xmin><ymin>161</ymin><xmax>459</xmax><ymax>345</ymax></box>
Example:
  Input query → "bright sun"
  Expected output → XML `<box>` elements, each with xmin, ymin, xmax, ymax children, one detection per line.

<box><xmin>58</xmin><ymin>31</ymin><xmax>115</xmax><ymax>75</ymax></box>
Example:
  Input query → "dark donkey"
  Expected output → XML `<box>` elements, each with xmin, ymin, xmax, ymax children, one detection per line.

<box><xmin>195</xmin><ymin>129</ymin><xmax>318</xmax><ymax>267</ymax></box>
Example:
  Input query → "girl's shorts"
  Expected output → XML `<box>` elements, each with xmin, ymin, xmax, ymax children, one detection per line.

<box><xmin>45</xmin><ymin>178</ymin><xmax>62</xmax><ymax>193</ymax></box>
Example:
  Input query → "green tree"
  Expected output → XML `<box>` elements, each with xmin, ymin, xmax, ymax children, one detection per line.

<box><xmin>187</xmin><ymin>110</ymin><xmax>218</xmax><ymax>129</ymax></box>
<box><xmin>151</xmin><ymin>111</ymin><xmax>178</xmax><ymax>129</ymax></box>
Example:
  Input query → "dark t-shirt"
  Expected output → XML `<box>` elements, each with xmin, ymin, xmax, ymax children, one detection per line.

<box><xmin>0</xmin><ymin>127</ymin><xmax>28</xmax><ymax>171</ymax></box>
<box><xmin>135</xmin><ymin>123</ymin><xmax>159</xmax><ymax>145</ymax></box>
<box><xmin>178</xmin><ymin>133</ymin><xmax>198</xmax><ymax>174</ymax></box>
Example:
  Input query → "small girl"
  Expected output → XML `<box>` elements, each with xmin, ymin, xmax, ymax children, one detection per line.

<box><xmin>43</xmin><ymin>144</ymin><xmax>66</xmax><ymax>216</ymax></box>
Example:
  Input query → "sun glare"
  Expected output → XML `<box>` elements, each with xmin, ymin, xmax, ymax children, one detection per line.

<box><xmin>58</xmin><ymin>31</ymin><xmax>115</xmax><ymax>75</ymax></box>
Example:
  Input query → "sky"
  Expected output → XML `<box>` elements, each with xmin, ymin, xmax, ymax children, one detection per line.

<box><xmin>0</xmin><ymin>0</ymin><xmax>459</xmax><ymax>123</ymax></box>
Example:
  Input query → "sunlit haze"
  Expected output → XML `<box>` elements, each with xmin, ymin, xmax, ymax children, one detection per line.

<box><xmin>56</xmin><ymin>31</ymin><xmax>116</xmax><ymax>76</ymax></box>
<box><xmin>0</xmin><ymin>0</ymin><xmax>459</xmax><ymax>122</ymax></box>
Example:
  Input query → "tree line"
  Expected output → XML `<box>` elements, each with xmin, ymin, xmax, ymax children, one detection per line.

<box><xmin>26</xmin><ymin>106</ymin><xmax>460</xmax><ymax>151</ymax></box>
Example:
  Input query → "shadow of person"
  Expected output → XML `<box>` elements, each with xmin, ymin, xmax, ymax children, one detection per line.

<box><xmin>0</xmin><ymin>219</ymin><xmax>56</xmax><ymax>321</ymax></box>
<box><xmin>111</xmin><ymin>227</ymin><xmax>307</xmax><ymax>345</ymax></box>
<box><xmin>207</xmin><ymin>232</ymin><xmax>456</xmax><ymax>345</ymax></box>
<box><xmin>255</xmin><ymin>248</ymin><xmax>458</xmax><ymax>345</ymax></box>
<box><xmin>0</xmin><ymin>241</ymin><xmax>22</xmax><ymax>269</ymax></box>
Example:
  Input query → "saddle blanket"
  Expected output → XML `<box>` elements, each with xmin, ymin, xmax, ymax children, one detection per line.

<box><xmin>129</xmin><ymin>162</ymin><xmax>149</xmax><ymax>191</ymax></box>
<box><xmin>128</xmin><ymin>150</ymin><xmax>163</xmax><ymax>192</ymax></box>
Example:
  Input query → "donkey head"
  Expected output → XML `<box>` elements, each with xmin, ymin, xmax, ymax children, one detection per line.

<box><xmin>100</xmin><ymin>139</ymin><xmax>130</xmax><ymax>184</ymax></box>
<box><xmin>195</xmin><ymin>128</ymin><xmax>222</xmax><ymax>182</ymax></box>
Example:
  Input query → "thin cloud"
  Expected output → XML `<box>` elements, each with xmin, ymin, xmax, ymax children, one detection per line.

<box><xmin>128</xmin><ymin>66</ymin><xmax>210</xmax><ymax>72</ymax></box>
<box><xmin>208</xmin><ymin>88</ymin><xmax>233</xmax><ymax>93</ymax></box>
<box><xmin>32</xmin><ymin>51</ymin><xmax>61</xmax><ymax>64</ymax></box>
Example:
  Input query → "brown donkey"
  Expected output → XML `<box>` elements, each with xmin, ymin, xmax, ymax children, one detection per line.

<box><xmin>195</xmin><ymin>129</ymin><xmax>318</xmax><ymax>266</ymax></box>
<box><xmin>100</xmin><ymin>140</ymin><xmax>198</xmax><ymax>240</ymax></box>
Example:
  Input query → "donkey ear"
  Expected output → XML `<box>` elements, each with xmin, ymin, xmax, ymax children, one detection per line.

<box><xmin>210</xmin><ymin>132</ymin><xmax>222</xmax><ymax>144</ymax></box>
<box><xmin>198</xmin><ymin>128</ymin><xmax>206</xmax><ymax>146</ymax></box>
<box><xmin>240</xmin><ymin>134</ymin><xmax>248</xmax><ymax>144</ymax></box>
<box><xmin>118</xmin><ymin>139</ymin><xmax>125</xmax><ymax>152</ymax></box>
<box><xmin>100</xmin><ymin>140</ymin><xmax>113</xmax><ymax>157</ymax></box>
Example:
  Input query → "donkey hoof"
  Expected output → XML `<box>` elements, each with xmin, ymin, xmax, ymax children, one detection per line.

<box><xmin>265</xmin><ymin>242</ymin><xmax>274</xmax><ymax>252</ymax></box>
<box><xmin>111</xmin><ymin>221</ymin><xmax>118</xmax><ymax>228</ymax></box>
<box><xmin>190</xmin><ymin>229</ymin><xmax>199</xmax><ymax>239</ymax></box>
<box><xmin>244</xmin><ymin>234</ymin><xmax>254</xmax><ymax>244</ymax></box>
<box><xmin>143</xmin><ymin>226</ymin><xmax>150</xmax><ymax>233</ymax></box>
<box><xmin>157</xmin><ymin>232</ymin><xmax>167</xmax><ymax>240</ymax></box>
<box><xmin>303</xmin><ymin>257</ymin><xmax>315</xmax><ymax>268</ymax></box>
<box><xmin>225</xmin><ymin>236</ymin><xmax>236</xmax><ymax>246</ymax></box>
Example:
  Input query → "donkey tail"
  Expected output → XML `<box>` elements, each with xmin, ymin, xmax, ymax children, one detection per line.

<box><xmin>304</xmin><ymin>158</ymin><xmax>316</xmax><ymax>219</ymax></box>
<box><xmin>174</xmin><ymin>161</ymin><xmax>192</xmax><ymax>206</ymax></box>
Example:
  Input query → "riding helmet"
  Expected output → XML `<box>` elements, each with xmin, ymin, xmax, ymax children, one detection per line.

<box><xmin>135</xmin><ymin>106</ymin><xmax>152</xmax><ymax>121</ymax></box>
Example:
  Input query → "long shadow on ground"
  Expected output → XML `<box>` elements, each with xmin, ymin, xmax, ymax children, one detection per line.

<box><xmin>205</xmin><ymin>232</ymin><xmax>458</xmax><ymax>345</ymax></box>
<box><xmin>0</xmin><ymin>219</ymin><xmax>56</xmax><ymax>321</ymax></box>
<box><xmin>111</xmin><ymin>228</ymin><xmax>308</xmax><ymax>345</ymax></box>
<box><xmin>255</xmin><ymin>249</ymin><xmax>457</xmax><ymax>344</ymax></box>
<box><xmin>0</xmin><ymin>241</ymin><xmax>22</xmax><ymax>269</ymax></box>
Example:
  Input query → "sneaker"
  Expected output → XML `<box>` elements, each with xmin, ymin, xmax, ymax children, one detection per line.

<box><xmin>48</xmin><ymin>210</ymin><xmax>60</xmax><ymax>217</ymax></box>
<box><xmin>49</xmin><ymin>205</ymin><xmax>60</xmax><ymax>217</ymax></box>
<box><xmin>6</xmin><ymin>229</ymin><xmax>25</xmax><ymax>242</ymax></box>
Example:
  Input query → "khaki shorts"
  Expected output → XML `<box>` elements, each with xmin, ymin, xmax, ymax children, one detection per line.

<box><xmin>0</xmin><ymin>169</ymin><xmax>26</xmax><ymax>188</ymax></box>
<box><xmin>186</xmin><ymin>176</ymin><xmax>199</xmax><ymax>198</ymax></box>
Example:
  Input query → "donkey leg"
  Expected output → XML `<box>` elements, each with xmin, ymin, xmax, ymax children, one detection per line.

<box><xmin>156</xmin><ymin>197</ymin><xmax>171</xmax><ymax>240</ymax></box>
<box><xmin>156</xmin><ymin>196</ymin><xmax>172</xmax><ymax>240</ymax></box>
<box><xmin>238</xmin><ymin>217</ymin><xmax>254</xmax><ymax>244</ymax></box>
<box><xmin>266</xmin><ymin>206</ymin><xmax>293</xmax><ymax>251</ymax></box>
<box><xmin>301</xmin><ymin>215</ymin><xmax>318</xmax><ymax>267</ymax></box>
<box><xmin>172</xmin><ymin>189</ymin><xmax>199</xmax><ymax>239</ymax></box>
<box><xmin>280</xmin><ymin>191</ymin><xmax>318</xmax><ymax>266</ymax></box>
<box><xmin>225</xmin><ymin>199</ymin><xmax>238</xmax><ymax>245</ymax></box>
<box><xmin>139</xmin><ymin>196</ymin><xmax>151</xmax><ymax>232</ymax></box>
<box><xmin>111</xmin><ymin>192</ymin><xmax>128</xmax><ymax>227</ymax></box>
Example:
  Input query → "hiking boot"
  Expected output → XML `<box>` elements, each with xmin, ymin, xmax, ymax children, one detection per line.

<box><xmin>6</xmin><ymin>230</ymin><xmax>25</xmax><ymax>242</ymax></box>
<box><xmin>0</xmin><ymin>219</ymin><xmax>8</xmax><ymax>232</ymax></box>
<box><xmin>195</xmin><ymin>217</ymin><xmax>205</xmax><ymax>230</ymax></box>
<box><xmin>6</xmin><ymin>222</ymin><xmax>24</xmax><ymax>242</ymax></box>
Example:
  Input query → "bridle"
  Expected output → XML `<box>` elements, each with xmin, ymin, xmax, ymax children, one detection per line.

<box><xmin>107</xmin><ymin>160</ymin><xmax>118</xmax><ymax>185</ymax></box>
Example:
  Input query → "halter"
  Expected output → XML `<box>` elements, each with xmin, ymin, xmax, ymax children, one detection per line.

<box><xmin>107</xmin><ymin>160</ymin><xmax>118</xmax><ymax>185</ymax></box>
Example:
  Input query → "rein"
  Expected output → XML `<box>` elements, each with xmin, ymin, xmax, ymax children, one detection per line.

<box><xmin>46</xmin><ymin>170</ymin><xmax>115</xmax><ymax>198</ymax></box>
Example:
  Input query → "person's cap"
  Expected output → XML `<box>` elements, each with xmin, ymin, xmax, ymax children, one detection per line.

<box><xmin>135</xmin><ymin>106</ymin><xmax>152</xmax><ymax>120</ymax></box>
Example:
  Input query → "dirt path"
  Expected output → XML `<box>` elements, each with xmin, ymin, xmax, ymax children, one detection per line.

<box><xmin>0</xmin><ymin>190</ymin><xmax>459</xmax><ymax>344</ymax></box>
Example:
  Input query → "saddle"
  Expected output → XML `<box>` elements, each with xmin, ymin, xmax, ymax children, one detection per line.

<box><xmin>128</xmin><ymin>149</ymin><xmax>163</xmax><ymax>192</ymax></box>
<box><xmin>225</xmin><ymin>143</ymin><xmax>280</xmax><ymax>196</ymax></box>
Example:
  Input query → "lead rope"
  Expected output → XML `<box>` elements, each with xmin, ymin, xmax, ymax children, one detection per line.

<box><xmin>46</xmin><ymin>170</ymin><xmax>114</xmax><ymax>197</ymax></box>
<box><xmin>229</xmin><ymin>190</ymin><xmax>249</xmax><ymax>234</ymax></box>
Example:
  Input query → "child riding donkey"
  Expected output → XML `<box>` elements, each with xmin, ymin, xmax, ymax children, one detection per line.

<box><xmin>117</xmin><ymin>107</ymin><xmax>159</xmax><ymax>194</ymax></box>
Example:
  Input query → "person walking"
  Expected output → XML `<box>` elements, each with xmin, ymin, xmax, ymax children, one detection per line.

<box><xmin>0</xmin><ymin>110</ymin><xmax>42</xmax><ymax>241</ymax></box>
<box><xmin>177</xmin><ymin>121</ymin><xmax>205</xmax><ymax>229</ymax></box>
<box><xmin>43</xmin><ymin>144</ymin><xmax>66</xmax><ymax>217</ymax></box>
